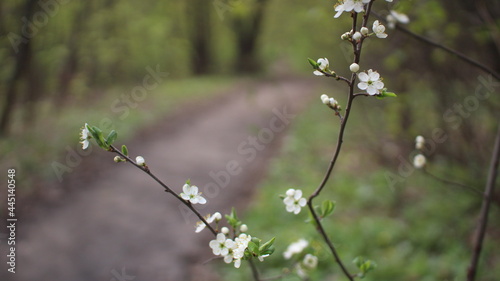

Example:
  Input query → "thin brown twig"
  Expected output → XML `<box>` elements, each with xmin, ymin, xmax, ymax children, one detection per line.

<box><xmin>108</xmin><ymin>145</ymin><xmax>218</xmax><ymax>236</ymax></box>
<box><xmin>423</xmin><ymin>169</ymin><xmax>483</xmax><ymax>196</ymax></box>
<box><xmin>467</xmin><ymin>123</ymin><xmax>500</xmax><ymax>281</ymax></box>
<box><xmin>371</xmin><ymin>12</ymin><xmax>500</xmax><ymax>80</ymax></box>
<box><xmin>306</xmin><ymin>4</ymin><xmax>382</xmax><ymax>279</ymax></box>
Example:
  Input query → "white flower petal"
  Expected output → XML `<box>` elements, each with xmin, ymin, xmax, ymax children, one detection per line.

<box><xmin>358</xmin><ymin>72</ymin><xmax>369</xmax><ymax>82</ymax></box>
<box><xmin>358</xmin><ymin>82</ymin><xmax>368</xmax><ymax>90</ymax></box>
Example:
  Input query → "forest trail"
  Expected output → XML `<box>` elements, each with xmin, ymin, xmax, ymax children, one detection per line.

<box><xmin>1</xmin><ymin>77</ymin><xmax>316</xmax><ymax>281</ymax></box>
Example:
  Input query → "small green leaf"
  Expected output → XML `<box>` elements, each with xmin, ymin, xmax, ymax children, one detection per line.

<box><xmin>376</xmin><ymin>90</ymin><xmax>397</xmax><ymax>99</ymax></box>
<box><xmin>106</xmin><ymin>130</ymin><xmax>117</xmax><ymax>146</ymax></box>
<box><xmin>225</xmin><ymin>207</ymin><xmax>241</xmax><ymax>229</ymax></box>
<box><xmin>321</xmin><ymin>199</ymin><xmax>336</xmax><ymax>217</ymax></box>
<box><xmin>308</xmin><ymin>58</ymin><xmax>319</xmax><ymax>69</ymax></box>
<box><xmin>185</xmin><ymin>179</ymin><xmax>191</xmax><ymax>185</ymax></box>
<box><xmin>259</xmin><ymin>237</ymin><xmax>275</xmax><ymax>253</ymax></box>
<box><xmin>248</xmin><ymin>241</ymin><xmax>259</xmax><ymax>255</ymax></box>
<box><xmin>90</xmin><ymin>126</ymin><xmax>107</xmax><ymax>148</ymax></box>
<box><xmin>121</xmin><ymin>145</ymin><xmax>129</xmax><ymax>156</ymax></box>
<box><xmin>261</xmin><ymin>245</ymin><xmax>275</xmax><ymax>256</ymax></box>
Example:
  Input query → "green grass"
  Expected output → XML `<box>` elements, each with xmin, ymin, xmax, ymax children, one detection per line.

<box><xmin>217</xmin><ymin>87</ymin><xmax>500</xmax><ymax>280</ymax></box>
<box><xmin>0</xmin><ymin>76</ymin><xmax>235</xmax><ymax>197</ymax></box>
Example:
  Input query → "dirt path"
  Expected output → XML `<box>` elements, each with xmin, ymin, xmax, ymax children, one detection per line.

<box><xmin>1</xmin><ymin>77</ymin><xmax>315</xmax><ymax>281</ymax></box>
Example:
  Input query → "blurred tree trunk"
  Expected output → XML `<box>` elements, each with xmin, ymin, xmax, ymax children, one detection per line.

<box><xmin>231</xmin><ymin>0</ymin><xmax>268</xmax><ymax>74</ymax></box>
<box><xmin>0</xmin><ymin>0</ymin><xmax>38</xmax><ymax>137</ymax></box>
<box><xmin>188</xmin><ymin>0</ymin><xmax>212</xmax><ymax>75</ymax></box>
<box><xmin>56</xmin><ymin>2</ymin><xmax>90</xmax><ymax>105</ymax></box>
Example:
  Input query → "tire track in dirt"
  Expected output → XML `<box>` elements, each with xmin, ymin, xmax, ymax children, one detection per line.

<box><xmin>1</xmin><ymin>77</ymin><xmax>316</xmax><ymax>281</ymax></box>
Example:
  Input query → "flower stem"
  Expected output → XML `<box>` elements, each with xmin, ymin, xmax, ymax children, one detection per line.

<box><xmin>108</xmin><ymin>145</ymin><xmax>217</xmax><ymax>236</ymax></box>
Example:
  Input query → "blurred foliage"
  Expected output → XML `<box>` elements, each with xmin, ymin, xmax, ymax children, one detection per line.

<box><xmin>218</xmin><ymin>87</ymin><xmax>500</xmax><ymax>280</ymax></box>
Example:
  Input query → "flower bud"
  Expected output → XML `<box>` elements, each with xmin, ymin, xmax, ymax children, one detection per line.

<box><xmin>341</xmin><ymin>32</ymin><xmax>350</xmax><ymax>40</ymax></box>
<box><xmin>114</xmin><ymin>156</ymin><xmax>125</xmax><ymax>163</ymax></box>
<box><xmin>240</xmin><ymin>224</ymin><xmax>248</xmax><ymax>233</ymax></box>
<box><xmin>320</xmin><ymin>94</ymin><xmax>330</xmax><ymax>104</ymax></box>
<box><xmin>413</xmin><ymin>154</ymin><xmax>426</xmax><ymax>169</ymax></box>
<box><xmin>136</xmin><ymin>156</ymin><xmax>146</xmax><ymax>166</ymax></box>
<box><xmin>221</xmin><ymin>227</ymin><xmax>229</xmax><ymax>234</ymax></box>
<box><xmin>360</xmin><ymin>27</ymin><xmax>369</xmax><ymax>35</ymax></box>
<box><xmin>352</xmin><ymin>31</ymin><xmax>362</xmax><ymax>41</ymax></box>
<box><xmin>415</xmin><ymin>135</ymin><xmax>425</xmax><ymax>150</ymax></box>
<box><xmin>349</xmin><ymin>63</ymin><xmax>360</xmax><ymax>73</ymax></box>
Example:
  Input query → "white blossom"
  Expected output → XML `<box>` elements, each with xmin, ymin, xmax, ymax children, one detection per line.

<box><xmin>372</xmin><ymin>20</ymin><xmax>388</xmax><ymax>38</ymax></box>
<box><xmin>360</xmin><ymin>27</ymin><xmax>369</xmax><ymax>36</ymax></box>
<box><xmin>413</xmin><ymin>154</ymin><xmax>426</xmax><ymax>169</ymax></box>
<box><xmin>180</xmin><ymin>183</ymin><xmax>207</xmax><ymax>204</ymax></box>
<box><xmin>79</xmin><ymin>123</ymin><xmax>91</xmax><ymax>150</ymax></box>
<box><xmin>314</xmin><ymin>58</ymin><xmax>329</xmax><ymax>76</ymax></box>
<box><xmin>195</xmin><ymin>212</ymin><xmax>221</xmax><ymax>233</ymax></box>
<box><xmin>209</xmin><ymin>233</ymin><xmax>235</xmax><ymax>256</ymax></box>
<box><xmin>357</xmin><ymin>69</ymin><xmax>384</xmax><ymax>95</ymax></box>
<box><xmin>334</xmin><ymin>0</ymin><xmax>371</xmax><ymax>18</ymax></box>
<box><xmin>283</xmin><ymin>188</ymin><xmax>307</xmax><ymax>214</ymax></box>
<box><xmin>283</xmin><ymin>239</ymin><xmax>309</xmax><ymax>259</ymax></box>
<box><xmin>303</xmin><ymin>254</ymin><xmax>319</xmax><ymax>269</ymax></box>
<box><xmin>386</xmin><ymin>10</ymin><xmax>409</xmax><ymax>29</ymax></box>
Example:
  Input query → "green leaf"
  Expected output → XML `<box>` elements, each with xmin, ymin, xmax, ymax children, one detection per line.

<box><xmin>225</xmin><ymin>207</ymin><xmax>241</xmax><ymax>229</ymax></box>
<box><xmin>106</xmin><ymin>130</ymin><xmax>117</xmax><ymax>146</ymax></box>
<box><xmin>308</xmin><ymin>58</ymin><xmax>319</xmax><ymax>69</ymax></box>
<box><xmin>376</xmin><ymin>90</ymin><xmax>397</xmax><ymax>99</ymax></box>
<box><xmin>321</xmin><ymin>200</ymin><xmax>336</xmax><ymax>217</ymax></box>
<box><xmin>261</xmin><ymin>245</ymin><xmax>275</xmax><ymax>256</ymax></box>
<box><xmin>91</xmin><ymin>126</ymin><xmax>107</xmax><ymax>148</ymax></box>
<box><xmin>121</xmin><ymin>145</ymin><xmax>129</xmax><ymax>156</ymax></box>
<box><xmin>259</xmin><ymin>237</ymin><xmax>275</xmax><ymax>253</ymax></box>
<box><xmin>248</xmin><ymin>241</ymin><xmax>259</xmax><ymax>255</ymax></box>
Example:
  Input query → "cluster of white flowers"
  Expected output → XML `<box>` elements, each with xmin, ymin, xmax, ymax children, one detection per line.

<box><xmin>320</xmin><ymin>94</ymin><xmax>339</xmax><ymax>109</ymax></box>
<box><xmin>209</xmin><ymin>233</ymin><xmax>252</xmax><ymax>268</ymax></box>
<box><xmin>195</xmin><ymin>212</ymin><xmax>222</xmax><ymax>233</ymax></box>
<box><xmin>313</xmin><ymin>58</ymin><xmax>330</xmax><ymax>76</ymax></box>
<box><xmin>180</xmin><ymin>183</ymin><xmax>207</xmax><ymax>204</ymax></box>
<box><xmin>283</xmin><ymin>239</ymin><xmax>318</xmax><ymax>278</ymax></box>
<box><xmin>283</xmin><ymin>239</ymin><xmax>308</xmax><ymax>259</ymax></box>
<box><xmin>283</xmin><ymin>188</ymin><xmax>307</xmax><ymax>214</ymax></box>
<box><xmin>357</xmin><ymin>69</ymin><xmax>384</xmax><ymax>95</ymax></box>
<box><xmin>334</xmin><ymin>0</ymin><xmax>393</xmax><ymax>18</ymax></box>
<box><xmin>79</xmin><ymin>123</ymin><xmax>91</xmax><ymax>150</ymax></box>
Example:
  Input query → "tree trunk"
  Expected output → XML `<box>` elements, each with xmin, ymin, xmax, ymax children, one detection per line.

<box><xmin>232</xmin><ymin>0</ymin><xmax>268</xmax><ymax>74</ymax></box>
<box><xmin>188</xmin><ymin>0</ymin><xmax>212</xmax><ymax>75</ymax></box>
<box><xmin>0</xmin><ymin>0</ymin><xmax>38</xmax><ymax>137</ymax></box>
